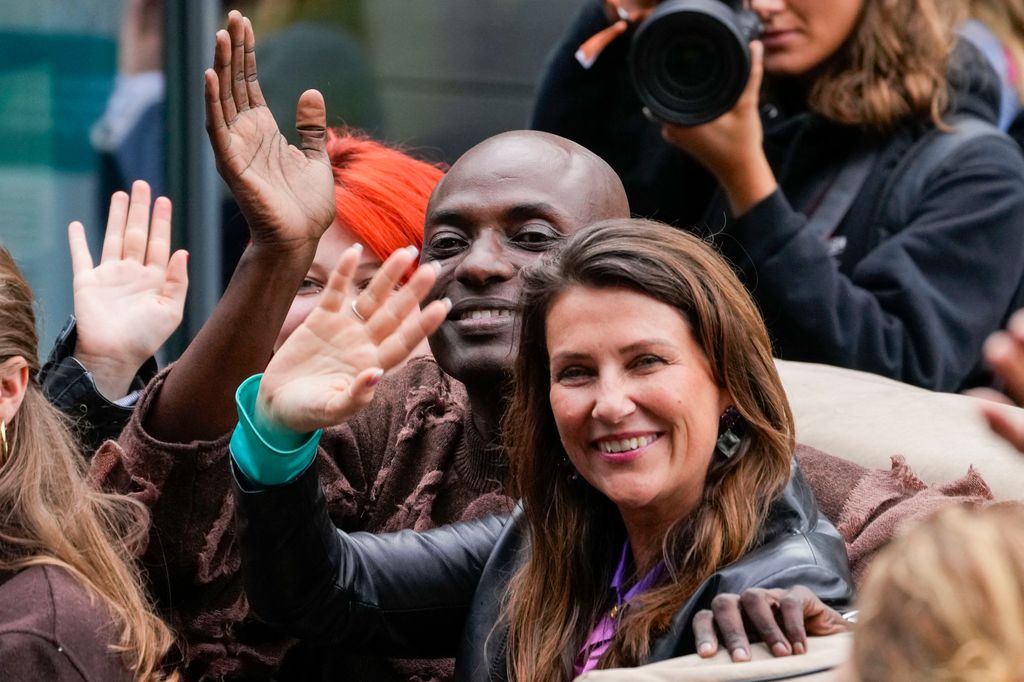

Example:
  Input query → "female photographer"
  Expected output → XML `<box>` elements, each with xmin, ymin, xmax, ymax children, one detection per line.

<box><xmin>532</xmin><ymin>0</ymin><xmax>1024</xmax><ymax>392</ymax></box>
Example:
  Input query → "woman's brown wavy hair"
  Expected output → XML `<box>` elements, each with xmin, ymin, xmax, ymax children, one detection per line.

<box><xmin>805</xmin><ymin>0</ymin><xmax>960</xmax><ymax>131</ymax></box>
<box><xmin>0</xmin><ymin>247</ymin><xmax>176</xmax><ymax>680</ymax></box>
<box><xmin>501</xmin><ymin>219</ymin><xmax>794</xmax><ymax>680</ymax></box>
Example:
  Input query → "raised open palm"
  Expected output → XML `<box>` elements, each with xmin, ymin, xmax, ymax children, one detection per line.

<box><xmin>259</xmin><ymin>246</ymin><xmax>450</xmax><ymax>433</ymax></box>
<box><xmin>70</xmin><ymin>180</ymin><xmax>188</xmax><ymax>398</ymax></box>
<box><xmin>204</xmin><ymin>11</ymin><xmax>335</xmax><ymax>252</ymax></box>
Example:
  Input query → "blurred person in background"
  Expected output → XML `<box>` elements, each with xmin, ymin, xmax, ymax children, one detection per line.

<box><xmin>959</xmin><ymin>0</ymin><xmax>1024</xmax><ymax>134</ymax></box>
<box><xmin>848</xmin><ymin>504</ymin><xmax>1024</xmax><ymax>681</ymax></box>
<box><xmin>533</xmin><ymin>0</ymin><xmax>1024</xmax><ymax>392</ymax></box>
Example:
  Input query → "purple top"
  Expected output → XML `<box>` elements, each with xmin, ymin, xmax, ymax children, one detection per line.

<box><xmin>573</xmin><ymin>541</ymin><xmax>664</xmax><ymax>676</ymax></box>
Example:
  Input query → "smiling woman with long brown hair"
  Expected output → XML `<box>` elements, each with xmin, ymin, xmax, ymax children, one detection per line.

<box><xmin>0</xmin><ymin>246</ymin><xmax>175</xmax><ymax>681</ymax></box>
<box><xmin>226</xmin><ymin>218</ymin><xmax>852</xmax><ymax>680</ymax></box>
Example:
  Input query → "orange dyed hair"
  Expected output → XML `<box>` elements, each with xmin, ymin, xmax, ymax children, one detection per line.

<box><xmin>325</xmin><ymin>128</ymin><xmax>445</xmax><ymax>262</ymax></box>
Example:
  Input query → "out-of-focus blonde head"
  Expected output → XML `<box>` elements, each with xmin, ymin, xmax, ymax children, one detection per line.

<box><xmin>852</xmin><ymin>504</ymin><xmax>1024</xmax><ymax>681</ymax></box>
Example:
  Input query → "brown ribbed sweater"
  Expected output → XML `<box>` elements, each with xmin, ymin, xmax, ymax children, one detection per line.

<box><xmin>90</xmin><ymin>357</ymin><xmax>514</xmax><ymax>681</ymax></box>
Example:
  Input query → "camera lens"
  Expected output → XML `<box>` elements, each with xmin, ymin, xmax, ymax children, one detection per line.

<box><xmin>661</xmin><ymin>34</ymin><xmax>722</xmax><ymax>95</ymax></box>
<box><xmin>631</xmin><ymin>0</ymin><xmax>754</xmax><ymax>126</ymax></box>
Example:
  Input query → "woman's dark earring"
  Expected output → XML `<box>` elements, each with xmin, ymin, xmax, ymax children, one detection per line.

<box><xmin>562</xmin><ymin>456</ymin><xmax>580</xmax><ymax>483</ymax></box>
<box><xmin>716</xmin><ymin>406</ymin><xmax>743</xmax><ymax>458</ymax></box>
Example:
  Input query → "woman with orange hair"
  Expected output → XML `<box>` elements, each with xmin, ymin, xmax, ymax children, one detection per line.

<box><xmin>275</xmin><ymin>128</ymin><xmax>444</xmax><ymax>351</ymax></box>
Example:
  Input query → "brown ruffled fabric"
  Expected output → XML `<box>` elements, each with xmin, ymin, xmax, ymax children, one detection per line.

<box><xmin>91</xmin><ymin>357</ymin><xmax>514</xmax><ymax>681</ymax></box>
<box><xmin>796</xmin><ymin>444</ymin><xmax>995</xmax><ymax>586</ymax></box>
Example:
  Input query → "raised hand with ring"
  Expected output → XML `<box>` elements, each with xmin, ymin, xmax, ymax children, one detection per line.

<box><xmin>257</xmin><ymin>244</ymin><xmax>447</xmax><ymax>434</ymax></box>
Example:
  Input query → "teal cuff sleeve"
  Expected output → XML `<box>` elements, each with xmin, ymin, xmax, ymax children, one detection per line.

<box><xmin>230</xmin><ymin>374</ymin><xmax>323</xmax><ymax>486</ymax></box>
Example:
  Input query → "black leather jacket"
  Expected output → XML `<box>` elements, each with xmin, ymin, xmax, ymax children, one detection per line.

<box><xmin>235</xmin><ymin>459</ymin><xmax>852</xmax><ymax>680</ymax></box>
<box><xmin>39</xmin><ymin>317</ymin><xmax>158</xmax><ymax>455</ymax></box>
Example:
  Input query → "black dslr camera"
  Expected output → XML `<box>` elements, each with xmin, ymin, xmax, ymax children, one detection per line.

<box><xmin>630</xmin><ymin>0</ymin><xmax>762</xmax><ymax>126</ymax></box>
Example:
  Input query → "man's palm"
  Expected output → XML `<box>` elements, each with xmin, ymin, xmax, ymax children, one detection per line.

<box><xmin>205</xmin><ymin>12</ymin><xmax>335</xmax><ymax>251</ymax></box>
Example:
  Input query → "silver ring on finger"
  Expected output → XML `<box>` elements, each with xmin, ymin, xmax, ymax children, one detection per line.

<box><xmin>351</xmin><ymin>299</ymin><xmax>368</xmax><ymax>322</ymax></box>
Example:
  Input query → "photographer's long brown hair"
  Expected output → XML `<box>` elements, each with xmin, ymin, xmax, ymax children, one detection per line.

<box><xmin>807</xmin><ymin>0</ymin><xmax>959</xmax><ymax>131</ymax></box>
<box><xmin>0</xmin><ymin>247</ymin><xmax>175</xmax><ymax>680</ymax></box>
<box><xmin>502</xmin><ymin>220</ymin><xmax>793</xmax><ymax>681</ymax></box>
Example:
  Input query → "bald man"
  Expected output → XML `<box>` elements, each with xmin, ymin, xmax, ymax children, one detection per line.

<box><xmin>91</xmin><ymin>15</ymin><xmax>630</xmax><ymax>679</ymax></box>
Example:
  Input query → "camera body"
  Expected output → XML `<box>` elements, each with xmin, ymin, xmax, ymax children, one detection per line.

<box><xmin>630</xmin><ymin>0</ymin><xmax>762</xmax><ymax>126</ymax></box>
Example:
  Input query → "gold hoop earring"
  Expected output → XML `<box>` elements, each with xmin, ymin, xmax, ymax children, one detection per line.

<box><xmin>0</xmin><ymin>420</ymin><xmax>7</xmax><ymax>459</ymax></box>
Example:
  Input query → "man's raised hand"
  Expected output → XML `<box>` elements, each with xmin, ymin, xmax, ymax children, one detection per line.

<box><xmin>204</xmin><ymin>10</ymin><xmax>335</xmax><ymax>254</ymax></box>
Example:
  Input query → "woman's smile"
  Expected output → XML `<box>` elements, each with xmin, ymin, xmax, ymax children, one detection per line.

<box><xmin>547</xmin><ymin>286</ymin><xmax>729</xmax><ymax>520</ymax></box>
<box><xmin>591</xmin><ymin>432</ymin><xmax>663</xmax><ymax>461</ymax></box>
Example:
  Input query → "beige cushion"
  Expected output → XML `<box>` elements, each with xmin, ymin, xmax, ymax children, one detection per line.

<box><xmin>776</xmin><ymin>360</ymin><xmax>1024</xmax><ymax>500</ymax></box>
<box><xmin>575</xmin><ymin>633</ymin><xmax>850</xmax><ymax>681</ymax></box>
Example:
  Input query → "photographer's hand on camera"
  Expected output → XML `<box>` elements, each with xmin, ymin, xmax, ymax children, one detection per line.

<box><xmin>659</xmin><ymin>40</ymin><xmax>778</xmax><ymax>217</ymax></box>
<box><xmin>604</xmin><ymin>0</ymin><xmax>656</xmax><ymax>22</ymax></box>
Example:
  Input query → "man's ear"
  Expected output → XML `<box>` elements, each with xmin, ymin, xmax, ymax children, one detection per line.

<box><xmin>0</xmin><ymin>357</ymin><xmax>29</xmax><ymax>427</ymax></box>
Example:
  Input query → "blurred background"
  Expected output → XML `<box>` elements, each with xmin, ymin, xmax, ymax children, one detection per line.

<box><xmin>0</xmin><ymin>0</ymin><xmax>579</xmax><ymax>356</ymax></box>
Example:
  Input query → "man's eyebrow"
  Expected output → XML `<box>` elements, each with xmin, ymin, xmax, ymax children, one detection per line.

<box><xmin>505</xmin><ymin>203</ymin><xmax>563</xmax><ymax>222</ymax></box>
<box><xmin>425</xmin><ymin>209</ymin><xmax>472</xmax><ymax>229</ymax></box>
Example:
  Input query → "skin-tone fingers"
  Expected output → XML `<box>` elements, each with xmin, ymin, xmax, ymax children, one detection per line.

<box><xmin>981</xmin><ymin>405</ymin><xmax>1024</xmax><ymax>453</ymax></box>
<box><xmin>377</xmin><ymin>299</ymin><xmax>450</xmax><ymax>370</ymax></box>
<box><xmin>67</xmin><ymin>221</ymin><xmax>94</xmax><ymax>277</ymax></box>
<box><xmin>986</xmin><ymin>323</ymin><xmax>1024</xmax><ymax>405</ymax></box>
<box><xmin>227</xmin><ymin>11</ymin><xmax>249</xmax><ymax>112</ymax></box>
<box><xmin>778</xmin><ymin>591</ymin><xmax>811</xmax><ymax>655</ymax></box>
<box><xmin>318</xmin><ymin>246</ymin><xmax>362</xmax><ymax>314</ymax></box>
<box><xmin>745</xmin><ymin>41</ymin><xmax>764</xmax><ymax>104</ymax></box>
<box><xmin>965</xmin><ymin>386</ymin><xmax>1016</xmax><ymax>405</ymax></box>
<box><xmin>243</xmin><ymin>17</ymin><xmax>265</xmax><ymax>107</ymax></box>
<box><xmin>739</xmin><ymin>589</ymin><xmax>792</xmax><ymax>657</ymax></box>
<box><xmin>342</xmin><ymin>367</ymin><xmax>386</xmax><ymax>412</ymax></box>
<box><xmin>979</xmin><ymin>323</ymin><xmax>1024</xmax><ymax>451</ymax></box>
<box><xmin>295</xmin><ymin>89</ymin><xmax>328</xmax><ymax>159</ymax></box>
<box><xmin>144</xmin><ymin>196</ymin><xmax>173</xmax><ymax>267</ymax></box>
<box><xmin>710</xmin><ymin>594</ymin><xmax>751</xmax><ymax>662</ymax></box>
<box><xmin>100</xmin><ymin>191</ymin><xmax>130</xmax><ymax>262</ymax></box>
<box><xmin>351</xmin><ymin>246</ymin><xmax>419</xmax><ymax>322</ymax></box>
<box><xmin>214</xmin><ymin>29</ymin><xmax>237</xmax><ymax>123</ymax></box>
<box><xmin>692</xmin><ymin>609</ymin><xmax>719</xmax><ymax>657</ymax></box>
<box><xmin>162</xmin><ymin>249</ymin><xmax>190</xmax><ymax>306</ymax></box>
<box><xmin>204</xmin><ymin>68</ymin><xmax>230</xmax><ymax>152</ymax></box>
<box><xmin>122</xmin><ymin>180</ymin><xmax>153</xmax><ymax>262</ymax></box>
<box><xmin>364</xmin><ymin>260</ymin><xmax>439</xmax><ymax>343</ymax></box>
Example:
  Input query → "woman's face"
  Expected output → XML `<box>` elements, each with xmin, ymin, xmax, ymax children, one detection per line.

<box><xmin>274</xmin><ymin>221</ymin><xmax>380</xmax><ymax>352</ymax></box>
<box><xmin>547</xmin><ymin>286</ymin><xmax>729</xmax><ymax>525</ymax></box>
<box><xmin>750</xmin><ymin>0</ymin><xmax>864</xmax><ymax>78</ymax></box>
